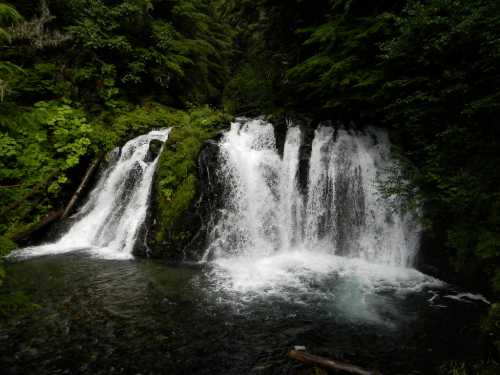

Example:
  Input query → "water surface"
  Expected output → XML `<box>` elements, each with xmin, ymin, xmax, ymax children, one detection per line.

<box><xmin>0</xmin><ymin>253</ymin><xmax>488</xmax><ymax>375</ymax></box>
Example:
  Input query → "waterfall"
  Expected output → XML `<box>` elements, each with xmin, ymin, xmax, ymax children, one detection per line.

<box><xmin>204</xmin><ymin>118</ymin><xmax>419</xmax><ymax>268</ymax></box>
<box><xmin>15</xmin><ymin>129</ymin><xmax>170</xmax><ymax>260</ymax></box>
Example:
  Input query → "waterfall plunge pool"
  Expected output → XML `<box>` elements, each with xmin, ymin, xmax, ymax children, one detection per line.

<box><xmin>1</xmin><ymin>121</ymin><xmax>491</xmax><ymax>374</ymax></box>
<box><xmin>0</xmin><ymin>252</ymin><xmax>489</xmax><ymax>375</ymax></box>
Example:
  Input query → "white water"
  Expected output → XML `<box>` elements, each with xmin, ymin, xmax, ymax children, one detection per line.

<box><xmin>13</xmin><ymin>129</ymin><xmax>170</xmax><ymax>260</ymax></box>
<box><xmin>205</xmin><ymin>118</ymin><xmax>433</xmax><ymax>295</ymax></box>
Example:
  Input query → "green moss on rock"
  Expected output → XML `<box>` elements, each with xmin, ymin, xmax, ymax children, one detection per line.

<box><xmin>150</xmin><ymin>106</ymin><xmax>231</xmax><ymax>255</ymax></box>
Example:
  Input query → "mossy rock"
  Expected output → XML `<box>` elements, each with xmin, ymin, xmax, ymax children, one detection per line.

<box><xmin>145</xmin><ymin>106</ymin><xmax>231</xmax><ymax>259</ymax></box>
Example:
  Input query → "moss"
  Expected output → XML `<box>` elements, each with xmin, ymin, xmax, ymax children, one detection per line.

<box><xmin>152</xmin><ymin>106</ymin><xmax>231</xmax><ymax>248</ymax></box>
<box><xmin>0</xmin><ymin>236</ymin><xmax>16</xmax><ymax>257</ymax></box>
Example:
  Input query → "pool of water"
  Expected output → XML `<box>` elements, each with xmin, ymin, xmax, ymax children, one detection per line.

<box><xmin>0</xmin><ymin>252</ymin><xmax>489</xmax><ymax>374</ymax></box>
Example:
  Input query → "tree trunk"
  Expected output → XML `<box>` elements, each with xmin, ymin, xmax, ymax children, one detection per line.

<box><xmin>11</xmin><ymin>209</ymin><xmax>63</xmax><ymax>243</ymax></box>
<box><xmin>61</xmin><ymin>155</ymin><xmax>102</xmax><ymax>219</ymax></box>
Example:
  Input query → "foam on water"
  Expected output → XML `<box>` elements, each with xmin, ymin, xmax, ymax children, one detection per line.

<box><xmin>209</xmin><ymin>247</ymin><xmax>443</xmax><ymax>296</ymax></box>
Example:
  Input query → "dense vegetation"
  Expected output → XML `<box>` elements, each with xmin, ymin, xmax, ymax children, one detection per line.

<box><xmin>1</xmin><ymin>0</ymin><xmax>499</xmax><ymax>371</ymax></box>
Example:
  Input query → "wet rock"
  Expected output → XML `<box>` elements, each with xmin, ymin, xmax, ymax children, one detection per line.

<box><xmin>144</xmin><ymin>139</ymin><xmax>163</xmax><ymax>162</ymax></box>
<box><xmin>124</xmin><ymin>162</ymin><xmax>143</xmax><ymax>196</ymax></box>
<box><xmin>145</xmin><ymin>137</ymin><xmax>225</xmax><ymax>259</ymax></box>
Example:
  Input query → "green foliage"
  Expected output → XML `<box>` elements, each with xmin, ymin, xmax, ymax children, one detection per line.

<box><xmin>223</xmin><ymin>61</ymin><xmax>276</xmax><ymax>114</ymax></box>
<box><xmin>379</xmin><ymin>0</ymin><xmax>500</xmax><ymax>294</ymax></box>
<box><xmin>287</xmin><ymin>6</ymin><xmax>395</xmax><ymax>114</ymax></box>
<box><xmin>0</xmin><ymin>100</ymin><xmax>93</xmax><ymax>239</ymax></box>
<box><xmin>0</xmin><ymin>236</ymin><xmax>16</xmax><ymax>257</ymax></box>
<box><xmin>3</xmin><ymin>0</ymin><xmax>232</xmax><ymax>107</ymax></box>
<box><xmin>98</xmin><ymin>102</ymin><xmax>187</xmax><ymax>149</ymax></box>
<box><xmin>0</xmin><ymin>235</ymin><xmax>15</xmax><ymax>287</ymax></box>
<box><xmin>0</xmin><ymin>3</ymin><xmax>22</xmax><ymax>42</ymax></box>
<box><xmin>217</xmin><ymin>0</ymin><xmax>325</xmax><ymax>114</ymax></box>
<box><xmin>0</xmin><ymin>2</ymin><xmax>23</xmax><ymax>100</ymax></box>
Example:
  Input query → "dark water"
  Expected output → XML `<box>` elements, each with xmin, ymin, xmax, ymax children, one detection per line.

<box><xmin>0</xmin><ymin>253</ymin><xmax>488</xmax><ymax>375</ymax></box>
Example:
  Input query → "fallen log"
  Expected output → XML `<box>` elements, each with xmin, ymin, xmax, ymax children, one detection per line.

<box><xmin>11</xmin><ymin>209</ymin><xmax>63</xmax><ymax>243</ymax></box>
<box><xmin>61</xmin><ymin>155</ymin><xmax>102</xmax><ymax>219</ymax></box>
<box><xmin>288</xmin><ymin>350</ymin><xmax>381</xmax><ymax>375</ymax></box>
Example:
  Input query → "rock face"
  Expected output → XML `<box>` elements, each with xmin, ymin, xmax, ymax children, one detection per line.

<box><xmin>180</xmin><ymin>138</ymin><xmax>226</xmax><ymax>259</ymax></box>
<box><xmin>144</xmin><ymin>139</ymin><xmax>163</xmax><ymax>162</ymax></box>
<box><xmin>145</xmin><ymin>136</ymin><xmax>225</xmax><ymax>259</ymax></box>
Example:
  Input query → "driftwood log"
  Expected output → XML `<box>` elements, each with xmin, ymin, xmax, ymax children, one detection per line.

<box><xmin>61</xmin><ymin>155</ymin><xmax>102</xmax><ymax>219</ymax></box>
<box><xmin>288</xmin><ymin>350</ymin><xmax>381</xmax><ymax>375</ymax></box>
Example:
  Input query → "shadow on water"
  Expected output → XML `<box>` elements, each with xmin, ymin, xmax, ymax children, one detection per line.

<box><xmin>0</xmin><ymin>253</ymin><xmax>489</xmax><ymax>375</ymax></box>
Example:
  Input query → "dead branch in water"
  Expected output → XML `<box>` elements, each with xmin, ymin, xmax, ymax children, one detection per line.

<box><xmin>288</xmin><ymin>350</ymin><xmax>381</xmax><ymax>375</ymax></box>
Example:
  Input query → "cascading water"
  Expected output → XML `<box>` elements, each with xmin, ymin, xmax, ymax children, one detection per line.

<box><xmin>205</xmin><ymin>118</ymin><xmax>435</xmax><ymax>295</ymax></box>
<box><xmin>304</xmin><ymin>126</ymin><xmax>420</xmax><ymax>266</ymax></box>
<box><xmin>15</xmin><ymin>128</ymin><xmax>170</xmax><ymax>260</ymax></box>
<box><xmin>205</xmin><ymin>118</ymin><xmax>417</xmax><ymax>264</ymax></box>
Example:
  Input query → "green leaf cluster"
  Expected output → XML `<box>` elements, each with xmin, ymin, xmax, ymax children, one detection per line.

<box><xmin>0</xmin><ymin>100</ymin><xmax>93</xmax><ymax>238</ymax></box>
